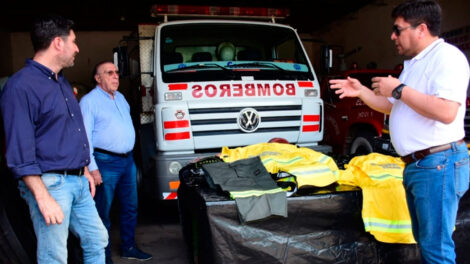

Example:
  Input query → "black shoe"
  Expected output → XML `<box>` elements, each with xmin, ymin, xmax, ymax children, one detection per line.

<box><xmin>121</xmin><ymin>246</ymin><xmax>152</xmax><ymax>261</ymax></box>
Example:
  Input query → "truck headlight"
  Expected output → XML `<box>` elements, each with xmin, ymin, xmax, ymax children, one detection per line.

<box><xmin>304</xmin><ymin>89</ymin><xmax>318</xmax><ymax>97</ymax></box>
<box><xmin>165</xmin><ymin>92</ymin><xmax>182</xmax><ymax>101</ymax></box>
<box><xmin>169</xmin><ymin>161</ymin><xmax>183</xmax><ymax>175</ymax></box>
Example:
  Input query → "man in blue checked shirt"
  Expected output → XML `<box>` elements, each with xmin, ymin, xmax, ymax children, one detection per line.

<box><xmin>1</xmin><ymin>15</ymin><xmax>108</xmax><ymax>264</ymax></box>
<box><xmin>80</xmin><ymin>61</ymin><xmax>152</xmax><ymax>264</ymax></box>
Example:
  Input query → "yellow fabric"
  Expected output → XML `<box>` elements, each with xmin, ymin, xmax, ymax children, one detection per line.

<box><xmin>230</xmin><ymin>188</ymin><xmax>285</xmax><ymax>199</ymax></box>
<box><xmin>222</xmin><ymin>144</ymin><xmax>415</xmax><ymax>244</ymax></box>
<box><xmin>339</xmin><ymin>153</ymin><xmax>416</xmax><ymax>244</ymax></box>
<box><xmin>221</xmin><ymin>143</ymin><xmax>338</xmax><ymax>188</ymax></box>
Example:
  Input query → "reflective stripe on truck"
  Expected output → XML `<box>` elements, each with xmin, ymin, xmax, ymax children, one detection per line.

<box><xmin>163</xmin><ymin>192</ymin><xmax>178</xmax><ymax>200</ymax></box>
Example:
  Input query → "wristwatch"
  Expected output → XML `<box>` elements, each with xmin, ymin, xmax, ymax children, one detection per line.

<box><xmin>392</xmin><ymin>83</ymin><xmax>406</xmax><ymax>100</ymax></box>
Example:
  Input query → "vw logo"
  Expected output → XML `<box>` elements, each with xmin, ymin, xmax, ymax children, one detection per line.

<box><xmin>238</xmin><ymin>108</ymin><xmax>261</xmax><ymax>133</ymax></box>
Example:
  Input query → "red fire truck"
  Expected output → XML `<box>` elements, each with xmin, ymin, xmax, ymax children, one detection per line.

<box><xmin>320</xmin><ymin>68</ymin><xmax>402</xmax><ymax>155</ymax></box>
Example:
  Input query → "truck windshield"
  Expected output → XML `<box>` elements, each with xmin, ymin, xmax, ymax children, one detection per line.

<box><xmin>160</xmin><ymin>23</ymin><xmax>314</xmax><ymax>82</ymax></box>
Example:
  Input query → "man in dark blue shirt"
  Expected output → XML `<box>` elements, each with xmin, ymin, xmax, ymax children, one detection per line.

<box><xmin>0</xmin><ymin>15</ymin><xmax>107</xmax><ymax>264</ymax></box>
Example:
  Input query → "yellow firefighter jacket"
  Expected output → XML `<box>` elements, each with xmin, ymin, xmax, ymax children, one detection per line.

<box><xmin>339</xmin><ymin>153</ymin><xmax>415</xmax><ymax>244</ymax></box>
<box><xmin>220</xmin><ymin>143</ymin><xmax>338</xmax><ymax>188</ymax></box>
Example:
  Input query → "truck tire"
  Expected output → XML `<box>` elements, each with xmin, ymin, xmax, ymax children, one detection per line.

<box><xmin>0</xmin><ymin>168</ymin><xmax>36</xmax><ymax>264</ymax></box>
<box><xmin>350</xmin><ymin>131</ymin><xmax>375</xmax><ymax>156</ymax></box>
<box><xmin>0</xmin><ymin>166</ymin><xmax>84</xmax><ymax>264</ymax></box>
<box><xmin>0</xmin><ymin>202</ymin><xmax>32</xmax><ymax>264</ymax></box>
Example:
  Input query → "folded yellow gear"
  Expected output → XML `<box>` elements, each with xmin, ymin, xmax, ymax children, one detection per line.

<box><xmin>221</xmin><ymin>142</ymin><xmax>339</xmax><ymax>188</ymax></box>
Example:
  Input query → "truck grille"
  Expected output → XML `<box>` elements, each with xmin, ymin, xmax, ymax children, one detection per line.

<box><xmin>189</xmin><ymin>105</ymin><xmax>301</xmax><ymax>137</ymax></box>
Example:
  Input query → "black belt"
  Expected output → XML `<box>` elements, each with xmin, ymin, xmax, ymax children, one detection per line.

<box><xmin>45</xmin><ymin>168</ymin><xmax>83</xmax><ymax>176</ymax></box>
<box><xmin>401</xmin><ymin>139</ymin><xmax>465</xmax><ymax>165</ymax></box>
<box><xmin>94</xmin><ymin>148</ymin><xmax>130</xmax><ymax>157</ymax></box>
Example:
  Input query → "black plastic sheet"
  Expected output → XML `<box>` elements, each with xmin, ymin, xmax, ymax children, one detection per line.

<box><xmin>178</xmin><ymin>164</ymin><xmax>470</xmax><ymax>264</ymax></box>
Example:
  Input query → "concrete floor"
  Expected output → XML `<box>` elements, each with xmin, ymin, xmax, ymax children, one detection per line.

<box><xmin>108</xmin><ymin>200</ymin><xmax>191</xmax><ymax>264</ymax></box>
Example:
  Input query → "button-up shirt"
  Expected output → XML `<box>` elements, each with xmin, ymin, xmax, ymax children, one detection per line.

<box><xmin>79</xmin><ymin>86</ymin><xmax>135</xmax><ymax>171</ymax></box>
<box><xmin>0</xmin><ymin>59</ymin><xmax>90</xmax><ymax>179</ymax></box>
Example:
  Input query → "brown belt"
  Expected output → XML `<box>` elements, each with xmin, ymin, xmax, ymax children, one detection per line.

<box><xmin>401</xmin><ymin>139</ymin><xmax>465</xmax><ymax>165</ymax></box>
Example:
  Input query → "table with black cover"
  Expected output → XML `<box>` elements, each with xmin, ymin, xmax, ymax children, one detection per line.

<box><xmin>177</xmin><ymin>165</ymin><xmax>470</xmax><ymax>264</ymax></box>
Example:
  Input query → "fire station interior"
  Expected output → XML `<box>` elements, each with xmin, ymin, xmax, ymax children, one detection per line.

<box><xmin>0</xmin><ymin>0</ymin><xmax>469</xmax><ymax>264</ymax></box>
<box><xmin>1</xmin><ymin>0</ymin><xmax>468</xmax><ymax>94</ymax></box>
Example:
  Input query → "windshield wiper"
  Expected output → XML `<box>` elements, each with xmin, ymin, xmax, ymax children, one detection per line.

<box><xmin>228</xmin><ymin>62</ymin><xmax>287</xmax><ymax>72</ymax></box>
<box><xmin>167</xmin><ymin>63</ymin><xmax>231</xmax><ymax>73</ymax></box>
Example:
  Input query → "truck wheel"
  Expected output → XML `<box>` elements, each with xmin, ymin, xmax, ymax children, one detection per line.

<box><xmin>0</xmin><ymin>167</ymin><xmax>84</xmax><ymax>264</ymax></box>
<box><xmin>350</xmin><ymin>131</ymin><xmax>374</xmax><ymax>156</ymax></box>
<box><xmin>0</xmin><ymin>168</ymin><xmax>36</xmax><ymax>264</ymax></box>
<box><xmin>0</xmin><ymin>203</ymin><xmax>32</xmax><ymax>264</ymax></box>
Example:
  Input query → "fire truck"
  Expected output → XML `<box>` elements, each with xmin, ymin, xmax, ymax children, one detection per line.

<box><xmin>320</xmin><ymin>68</ymin><xmax>402</xmax><ymax>156</ymax></box>
<box><xmin>115</xmin><ymin>5</ymin><xmax>330</xmax><ymax>200</ymax></box>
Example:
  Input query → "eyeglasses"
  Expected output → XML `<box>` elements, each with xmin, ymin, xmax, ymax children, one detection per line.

<box><xmin>392</xmin><ymin>25</ymin><xmax>412</xmax><ymax>36</ymax></box>
<box><xmin>101</xmin><ymin>70</ymin><xmax>119</xmax><ymax>76</ymax></box>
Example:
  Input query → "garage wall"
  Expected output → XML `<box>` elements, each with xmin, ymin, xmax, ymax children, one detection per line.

<box><xmin>8</xmin><ymin>31</ymin><xmax>131</xmax><ymax>91</ymax></box>
<box><xmin>313</xmin><ymin>0</ymin><xmax>470</xmax><ymax>70</ymax></box>
<box><xmin>0</xmin><ymin>31</ymin><xmax>12</xmax><ymax>77</ymax></box>
<box><xmin>3</xmin><ymin>0</ymin><xmax>469</xmax><ymax>85</ymax></box>
<box><xmin>9</xmin><ymin>32</ymin><xmax>34</xmax><ymax>73</ymax></box>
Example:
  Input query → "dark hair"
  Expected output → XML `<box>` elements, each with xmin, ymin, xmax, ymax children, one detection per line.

<box><xmin>30</xmin><ymin>14</ymin><xmax>75</xmax><ymax>52</ymax></box>
<box><xmin>91</xmin><ymin>60</ymin><xmax>114</xmax><ymax>85</ymax></box>
<box><xmin>392</xmin><ymin>0</ymin><xmax>441</xmax><ymax>36</ymax></box>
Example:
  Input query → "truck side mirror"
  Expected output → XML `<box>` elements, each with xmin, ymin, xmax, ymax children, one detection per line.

<box><xmin>113</xmin><ymin>46</ymin><xmax>129</xmax><ymax>77</ymax></box>
<box><xmin>320</xmin><ymin>45</ymin><xmax>333</xmax><ymax>73</ymax></box>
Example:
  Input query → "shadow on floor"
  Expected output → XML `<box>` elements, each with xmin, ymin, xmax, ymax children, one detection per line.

<box><xmin>109</xmin><ymin>199</ymin><xmax>190</xmax><ymax>264</ymax></box>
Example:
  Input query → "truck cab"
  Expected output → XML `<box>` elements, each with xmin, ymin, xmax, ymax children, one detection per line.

<box><xmin>320</xmin><ymin>68</ymin><xmax>401</xmax><ymax>155</ymax></box>
<box><xmin>121</xmin><ymin>6</ymin><xmax>328</xmax><ymax>200</ymax></box>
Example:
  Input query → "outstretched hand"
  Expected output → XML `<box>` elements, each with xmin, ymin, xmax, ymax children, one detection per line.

<box><xmin>371</xmin><ymin>75</ymin><xmax>401</xmax><ymax>97</ymax></box>
<box><xmin>329</xmin><ymin>77</ymin><xmax>363</xmax><ymax>99</ymax></box>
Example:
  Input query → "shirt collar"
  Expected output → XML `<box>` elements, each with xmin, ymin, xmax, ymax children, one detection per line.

<box><xmin>412</xmin><ymin>38</ymin><xmax>443</xmax><ymax>61</ymax></box>
<box><xmin>26</xmin><ymin>59</ymin><xmax>63</xmax><ymax>81</ymax></box>
<box><xmin>96</xmin><ymin>85</ymin><xmax>116</xmax><ymax>99</ymax></box>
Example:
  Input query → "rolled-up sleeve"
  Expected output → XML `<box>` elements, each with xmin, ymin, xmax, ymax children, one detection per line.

<box><xmin>1</xmin><ymin>83</ymin><xmax>42</xmax><ymax>179</ymax></box>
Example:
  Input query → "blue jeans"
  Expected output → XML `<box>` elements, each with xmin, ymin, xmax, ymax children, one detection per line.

<box><xmin>403</xmin><ymin>141</ymin><xmax>469</xmax><ymax>264</ymax></box>
<box><xmin>19</xmin><ymin>174</ymin><xmax>108</xmax><ymax>264</ymax></box>
<box><xmin>93</xmin><ymin>152</ymin><xmax>138</xmax><ymax>258</ymax></box>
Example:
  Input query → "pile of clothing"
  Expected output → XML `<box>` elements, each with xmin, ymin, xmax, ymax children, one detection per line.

<box><xmin>182</xmin><ymin>142</ymin><xmax>415</xmax><ymax>244</ymax></box>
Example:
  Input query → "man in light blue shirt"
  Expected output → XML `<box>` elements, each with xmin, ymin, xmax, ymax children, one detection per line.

<box><xmin>80</xmin><ymin>61</ymin><xmax>152</xmax><ymax>264</ymax></box>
